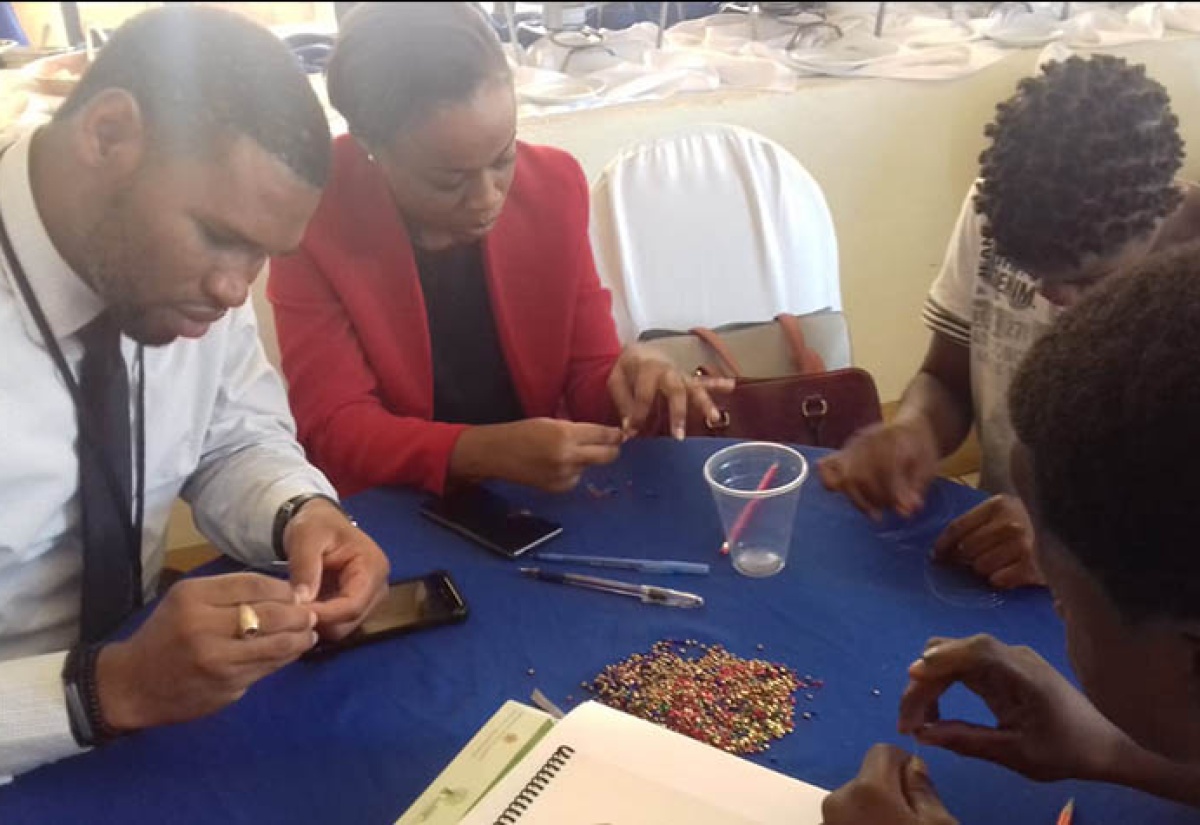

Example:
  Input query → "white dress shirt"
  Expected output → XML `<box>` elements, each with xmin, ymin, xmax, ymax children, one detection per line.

<box><xmin>0</xmin><ymin>130</ymin><xmax>336</xmax><ymax>782</ymax></box>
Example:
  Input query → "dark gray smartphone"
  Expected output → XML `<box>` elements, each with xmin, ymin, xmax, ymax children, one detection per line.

<box><xmin>420</xmin><ymin>486</ymin><xmax>563</xmax><ymax>559</ymax></box>
<box><xmin>305</xmin><ymin>570</ymin><xmax>468</xmax><ymax>659</ymax></box>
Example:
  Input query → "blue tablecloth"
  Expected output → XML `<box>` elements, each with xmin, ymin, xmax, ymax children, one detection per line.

<box><xmin>2</xmin><ymin>439</ymin><xmax>1197</xmax><ymax>824</ymax></box>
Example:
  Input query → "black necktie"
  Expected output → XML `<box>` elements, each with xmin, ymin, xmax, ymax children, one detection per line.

<box><xmin>77</xmin><ymin>312</ymin><xmax>138</xmax><ymax>643</ymax></box>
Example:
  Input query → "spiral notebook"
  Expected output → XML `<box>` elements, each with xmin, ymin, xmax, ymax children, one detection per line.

<box><xmin>458</xmin><ymin>701</ymin><xmax>827</xmax><ymax>825</ymax></box>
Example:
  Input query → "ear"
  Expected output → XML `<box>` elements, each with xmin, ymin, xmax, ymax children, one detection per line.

<box><xmin>70</xmin><ymin>88</ymin><xmax>147</xmax><ymax>181</ymax></box>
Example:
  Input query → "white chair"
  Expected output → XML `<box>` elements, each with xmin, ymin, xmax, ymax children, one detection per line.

<box><xmin>589</xmin><ymin>123</ymin><xmax>848</xmax><ymax>367</ymax></box>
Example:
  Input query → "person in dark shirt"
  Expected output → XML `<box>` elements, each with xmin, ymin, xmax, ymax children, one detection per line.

<box><xmin>823</xmin><ymin>246</ymin><xmax>1200</xmax><ymax>823</ymax></box>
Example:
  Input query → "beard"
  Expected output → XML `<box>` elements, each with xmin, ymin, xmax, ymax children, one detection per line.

<box><xmin>108</xmin><ymin>305</ymin><xmax>180</xmax><ymax>348</ymax></box>
<box><xmin>78</xmin><ymin>197</ymin><xmax>180</xmax><ymax>348</ymax></box>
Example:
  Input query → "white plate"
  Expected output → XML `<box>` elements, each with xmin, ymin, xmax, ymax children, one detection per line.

<box><xmin>904</xmin><ymin>23</ymin><xmax>979</xmax><ymax>48</ymax></box>
<box><xmin>983</xmin><ymin>11</ymin><xmax>1064</xmax><ymax>47</ymax></box>
<box><xmin>987</xmin><ymin>28</ymin><xmax>1063</xmax><ymax>47</ymax></box>
<box><xmin>22</xmin><ymin>49</ymin><xmax>88</xmax><ymax>97</ymax></box>
<box><xmin>518</xmin><ymin>76</ymin><xmax>605</xmax><ymax>105</ymax></box>
<box><xmin>788</xmin><ymin>36</ymin><xmax>899</xmax><ymax>71</ymax></box>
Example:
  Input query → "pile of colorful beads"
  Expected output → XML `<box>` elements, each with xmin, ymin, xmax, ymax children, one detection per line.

<box><xmin>583</xmin><ymin>639</ymin><xmax>816</xmax><ymax>755</ymax></box>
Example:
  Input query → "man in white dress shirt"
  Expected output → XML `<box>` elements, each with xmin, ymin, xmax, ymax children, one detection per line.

<box><xmin>0</xmin><ymin>7</ymin><xmax>390</xmax><ymax>781</ymax></box>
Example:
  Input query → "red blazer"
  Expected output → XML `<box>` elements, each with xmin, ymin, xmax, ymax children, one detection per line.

<box><xmin>269</xmin><ymin>135</ymin><xmax>621</xmax><ymax>497</ymax></box>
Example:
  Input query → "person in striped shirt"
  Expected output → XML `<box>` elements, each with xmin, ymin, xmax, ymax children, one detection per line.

<box><xmin>819</xmin><ymin>54</ymin><xmax>1200</xmax><ymax>589</ymax></box>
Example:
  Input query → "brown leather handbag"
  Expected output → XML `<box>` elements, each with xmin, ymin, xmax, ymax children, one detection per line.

<box><xmin>646</xmin><ymin>314</ymin><xmax>883</xmax><ymax>449</ymax></box>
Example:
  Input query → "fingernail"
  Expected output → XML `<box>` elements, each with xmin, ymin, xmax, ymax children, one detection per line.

<box><xmin>295</xmin><ymin>585</ymin><xmax>313</xmax><ymax>604</ymax></box>
<box><xmin>909</xmin><ymin>756</ymin><xmax>931</xmax><ymax>779</ymax></box>
<box><xmin>308</xmin><ymin>611</ymin><xmax>318</xmax><ymax>628</ymax></box>
<box><xmin>310</xmin><ymin>631</ymin><xmax>319</xmax><ymax>647</ymax></box>
<box><xmin>673</xmin><ymin>426</ymin><xmax>685</xmax><ymax>441</ymax></box>
<box><xmin>622</xmin><ymin>416</ymin><xmax>631</xmax><ymax>432</ymax></box>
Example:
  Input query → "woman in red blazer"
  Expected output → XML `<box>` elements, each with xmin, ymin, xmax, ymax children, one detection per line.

<box><xmin>269</xmin><ymin>2</ymin><xmax>725</xmax><ymax>497</ymax></box>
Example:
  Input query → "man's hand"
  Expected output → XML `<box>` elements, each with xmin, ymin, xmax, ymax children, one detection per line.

<box><xmin>817</xmin><ymin>416</ymin><xmax>940</xmax><ymax>520</ymax></box>
<box><xmin>450</xmin><ymin>418</ymin><xmax>625</xmax><ymax>493</ymax></box>
<box><xmin>607</xmin><ymin>343</ymin><xmax>732</xmax><ymax>440</ymax></box>
<box><xmin>898</xmin><ymin>635</ymin><xmax>1135</xmax><ymax>782</ymax></box>
<box><xmin>96</xmin><ymin>573</ymin><xmax>318</xmax><ymax>731</ymax></box>
<box><xmin>932</xmin><ymin>495</ymin><xmax>1044</xmax><ymax>589</ymax></box>
<box><xmin>282</xmin><ymin>498</ymin><xmax>390</xmax><ymax>641</ymax></box>
<box><xmin>822</xmin><ymin>744</ymin><xmax>958</xmax><ymax>825</ymax></box>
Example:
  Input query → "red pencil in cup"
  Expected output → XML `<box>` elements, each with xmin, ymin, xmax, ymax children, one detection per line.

<box><xmin>719</xmin><ymin>462</ymin><xmax>780</xmax><ymax>555</ymax></box>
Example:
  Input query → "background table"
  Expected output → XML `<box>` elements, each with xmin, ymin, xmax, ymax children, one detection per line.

<box><xmin>2</xmin><ymin>439</ymin><xmax>1197</xmax><ymax>824</ymax></box>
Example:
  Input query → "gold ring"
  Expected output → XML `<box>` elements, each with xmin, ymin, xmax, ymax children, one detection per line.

<box><xmin>237</xmin><ymin>603</ymin><xmax>260</xmax><ymax>640</ymax></box>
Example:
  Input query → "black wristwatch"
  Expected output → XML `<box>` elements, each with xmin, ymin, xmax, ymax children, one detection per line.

<box><xmin>62</xmin><ymin>643</ymin><xmax>118</xmax><ymax>748</ymax></box>
<box><xmin>272</xmin><ymin>493</ymin><xmax>354</xmax><ymax>560</ymax></box>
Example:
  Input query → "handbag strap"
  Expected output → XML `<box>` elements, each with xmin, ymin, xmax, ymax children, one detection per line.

<box><xmin>775</xmin><ymin>313</ymin><xmax>826</xmax><ymax>374</ymax></box>
<box><xmin>688</xmin><ymin>326</ymin><xmax>744</xmax><ymax>378</ymax></box>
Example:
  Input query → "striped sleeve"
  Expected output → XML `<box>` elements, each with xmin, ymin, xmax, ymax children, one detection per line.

<box><xmin>922</xmin><ymin>295</ymin><xmax>970</xmax><ymax>347</ymax></box>
<box><xmin>923</xmin><ymin>183</ymin><xmax>984</xmax><ymax>349</ymax></box>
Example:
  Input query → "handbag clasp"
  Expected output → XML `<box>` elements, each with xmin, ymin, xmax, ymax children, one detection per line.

<box><xmin>707</xmin><ymin>409</ymin><xmax>732</xmax><ymax>432</ymax></box>
<box><xmin>801</xmin><ymin>395</ymin><xmax>829</xmax><ymax>445</ymax></box>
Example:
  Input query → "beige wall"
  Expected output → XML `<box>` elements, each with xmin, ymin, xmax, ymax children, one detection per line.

<box><xmin>167</xmin><ymin>36</ymin><xmax>1200</xmax><ymax>551</ymax></box>
<box><xmin>517</xmin><ymin>37</ymin><xmax>1200</xmax><ymax>402</ymax></box>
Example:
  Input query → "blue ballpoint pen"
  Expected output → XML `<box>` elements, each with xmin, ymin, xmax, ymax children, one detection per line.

<box><xmin>519</xmin><ymin>567</ymin><xmax>705</xmax><ymax>608</ymax></box>
<box><xmin>531</xmin><ymin>552</ymin><xmax>710</xmax><ymax>576</ymax></box>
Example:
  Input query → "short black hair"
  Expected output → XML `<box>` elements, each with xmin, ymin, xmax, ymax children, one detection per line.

<box><xmin>975</xmin><ymin>55</ymin><xmax>1184</xmax><ymax>277</ymax></box>
<box><xmin>1010</xmin><ymin>244</ymin><xmax>1200</xmax><ymax>623</ymax></box>
<box><xmin>56</xmin><ymin>5</ymin><xmax>330</xmax><ymax>189</ymax></box>
<box><xmin>326</xmin><ymin>2</ymin><xmax>510</xmax><ymax>148</ymax></box>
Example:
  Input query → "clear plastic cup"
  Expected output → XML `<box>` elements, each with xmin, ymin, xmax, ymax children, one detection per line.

<box><xmin>703</xmin><ymin>442</ymin><xmax>808</xmax><ymax>578</ymax></box>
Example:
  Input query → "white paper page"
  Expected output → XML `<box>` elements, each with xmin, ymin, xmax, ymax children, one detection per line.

<box><xmin>479</xmin><ymin>749</ymin><xmax>762</xmax><ymax>825</ymax></box>
<box><xmin>460</xmin><ymin>702</ymin><xmax>826</xmax><ymax>825</ymax></box>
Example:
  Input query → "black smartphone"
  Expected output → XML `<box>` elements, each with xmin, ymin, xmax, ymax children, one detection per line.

<box><xmin>420</xmin><ymin>486</ymin><xmax>563</xmax><ymax>559</ymax></box>
<box><xmin>305</xmin><ymin>570</ymin><xmax>468</xmax><ymax>659</ymax></box>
